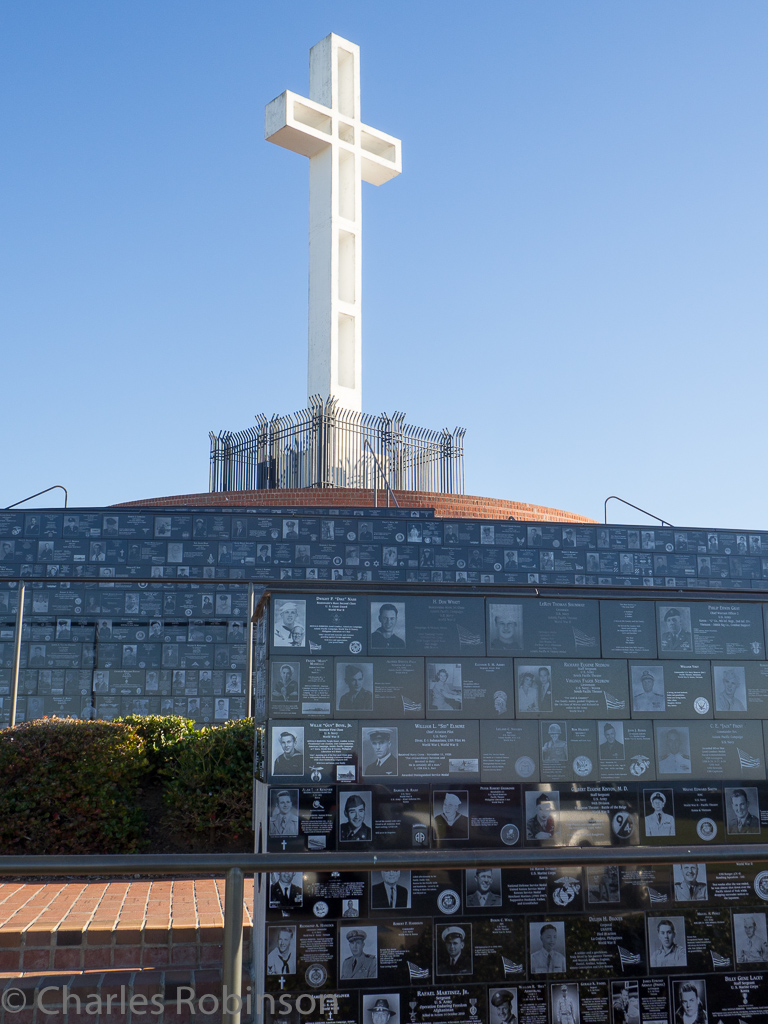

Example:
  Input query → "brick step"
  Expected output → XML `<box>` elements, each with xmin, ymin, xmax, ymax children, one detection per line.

<box><xmin>0</xmin><ymin>967</ymin><xmax>254</xmax><ymax>1023</ymax></box>
<box><xmin>0</xmin><ymin>881</ymin><xmax>253</xmax><ymax>977</ymax></box>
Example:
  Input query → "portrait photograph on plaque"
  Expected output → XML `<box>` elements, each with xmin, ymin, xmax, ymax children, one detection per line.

<box><xmin>338</xmin><ymin>923</ymin><xmax>379</xmax><ymax>982</ymax></box>
<box><xmin>539</xmin><ymin>720</ymin><xmax>598</xmax><ymax>783</ymax></box>
<box><xmin>658</xmin><ymin>601</ymin><xmax>765</xmax><ymax>659</ymax></box>
<box><xmin>267</xmin><ymin>871</ymin><xmax>303</xmax><ymax>912</ymax></box>
<box><xmin>643</xmin><ymin>788</ymin><xmax>677</xmax><ymax>839</ymax></box>
<box><xmin>432</xmin><ymin>789</ymin><xmax>469</xmax><ymax>842</ymax></box>
<box><xmin>337</xmin><ymin>657</ymin><xmax>424</xmax><ymax>719</ymax></box>
<box><xmin>524</xmin><ymin>788</ymin><xmax>561</xmax><ymax>846</ymax></box>
<box><xmin>516</xmin><ymin>660</ymin><xmax>629</xmax><ymax>719</ymax></box>
<box><xmin>487</xmin><ymin>601</ymin><xmax>523</xmax><ymax>655</ymax></box>
<box><xmin>270</xmin><ymin>725</ymin><xmax>305</xmax><ymax>777</ymax></box>
<box><xmin>370</xmin><ymin>869</ymin><xmax>411</xmax><ymax>910</ymax></box>
<box><xmin>378</xmin><ymin>595</ymin><xmax>485</xmax><ymax>657</ymax></box>
<box><xmin>272</xmin><ymin>599</ymin><xmax>307</xmax><ymax>650</ymax></box>
<box><xmin>338</xmin><ymin>791</ymin><xmax>373</xmax><ymax>843</ymax></box>
<box><xmin>528</xmin><ymin>920</ymin><xmax>566</xmax><ymax>975</ymax></box>
<box><xmin>265</xmin><ymin>785</ymin><xmax>336</xmax><ymax>854</ymax></box>
<box><xmin>361</xmin><ymin>726</ymin><xmax>398</xmax><ymax>777</ymax></box>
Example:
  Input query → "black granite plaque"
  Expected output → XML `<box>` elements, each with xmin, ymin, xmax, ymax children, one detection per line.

<box><xmin>463</xmin><ymin>784</ymin><xmax>524</xmax><ymax>850</ymax></box>
<box><xmin>562</xmin><ymin>911</ymin><xmax>646</xmax><ymax>978</ymax></box>
<box><xmin>515</xmin><ymin>659</ymin><xmax>629</xmax><ymax>719</ymax></box>
<box><xmin>488</xmin><ymin>599</ymin><xmax>600</xmax><ymax>658</ymax></box>
<box><xmin>501</xmin><ymin>866</ymin><xmax>583</xmax><ymax>914</ymax></box>
<box><xmin>538</xmin><ymin>720</ymin><xmax>598</xmax><ymax>783</ymax></box>
<box><xmin>376</xmin><ymin>721</ymin><xmax>479</xmax><ymax>782</ymax></box>
<box><xmin>269</xmin><ymin>871</ymin><xmax>367</xmax><ymax>921</ymax></box>
<box><xmin>269</xmin><ymin>720</ymin><xmax>358</xmax><ymax>785</ymax></box>
<box><xmin>708</xmin><ymin>973</ymin><xmax>768</xmax><ymax>1022</ymax></box>
<box><xmin>334</xmin><ymin>657</ymin><xmax>424</xmax><ymax>719</ymax></box>
<box><xmin>367</xmin><ymin>919</ymin><xmax>433</xmax><ymax>988</ymax></box>
<box><xmin>559</xmin><ymin>784</ymin><xmax>639</xmax><ymax>847</ymax></box>
<box><xmin>425</xmin><ymin>659</ymin><xmax>514</xmax><ymax>719</ymax></box>
<box><xmin>370</xmin><ymin>784</ymin><xmax>431</xmax><ymax>850</ymax></box>
<box><xmin>479</xmin><ymin>722</ymin><xmax>540</xmax><ymax>784</ymax></box>
<box><xmin>272</xmin><ymin>594</ymin><xmax>368</xmax><ymax>656</ymax></box>
<box><xmin>405</xmin><ymin>985</ymin><xmax>487</xmax><ymax>1023</ymax></box>
<box><xmin>597</xmin><ymin>720</ymin><xmax>656</xmax><ymax>783</ymax></box>
<box><xmin>629</xmin><ymin>661</ymin><xmax>713</xmax><ymax>719</ymax></box>
<box><xmin>262</xmin><ymin>991</ymin><xmax>359</xmax><ymax>1024</ymax></box>
<box><xmin>655</xmin><ymin>721</ymin><xmax>765</xmax><ymax>780</ymax></box>
<box><xmin>600</xmin><ymin>600</ymin><xmax>658</xmax><ymax>657</ymax></box>
<box><xmin>657</xmin><ymin>601</ymin><xmax>765</xmax><ymax>659</ymax></box>
<box><xmin>266</xmin><ymin>786</ymin><xmax>336</xmax><ymax>853</ymax></box>
<box><xmin>370</xmin><ymin>596</ymin><xmax>486</xmax><ymax>657</ymax></box>
<box><xmin>405</xmin><ymin>870</ymin><xmax>465</xmax><ymax>917</ymax></box>
<box><xmin>270</xmin><ymin>657</ymin><xmax>333</xmax><ymax>718</ymax></box>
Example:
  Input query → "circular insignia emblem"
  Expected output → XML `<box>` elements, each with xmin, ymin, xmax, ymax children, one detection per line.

<box><xmin>553</xmin><ymin>880</ymin><xmax>579</xmax><ymax>905</ymax></box>
<box><xmin>136</xmin><ymin>630</ymin><xmax>146</xmax><ymax>640</ymax></box>
<box><xmin>333</xmin><ymin>556</ymin><xmax>342</xmax><ymax>566</ymax></box>
<box><xmin>347</xmin><ymin>532</ymin><xmax>356</xmax><ymax>541</ymax></box>
<box><xmin>349</xmin><ymin>641</ymin><xmax>362</xmax><ymax>654</ymax></box>
<box><xmin>724</xmin><ymin>546</ymin><xmax>732</xmax><ymax>555</ymax></box>
<box><xmin>694</xmin><ymin>697</ymin><xmax>710</xmax><ymax>715</ymax></box>
<box><xmin>573</xmin><ymin>756</ymin><xmax>592</xmax><ymax>777</ymax></box>
<box><xmin>395</xmin><ymin>533</ymin><xmax>405</xmax><ymax>543</ymax></box>
<box><xmin>205</xmin><ymin>634</ymin><xmax>213</xmax><ymax>642</ymax></box>
<box><xmin>612</xmin><ymin>811</ymin><xmax>634</xmax><ymax>839</ymax></box>
<box><xmin>457</xmin><ymin>559</ymin><xmax>466</xmax><ymax>569</ymax></box>
<box><xmin>305</xmin><ymin>964</ymin><xmax>328</xmax><ymax>988</ymax></box>
<box><xmin>754</xmin><ymin>871</ymin><xmax>768</xmax><ymax>901</ymax></box>
<box><xmin>494</xmin><ymin>563</ymin><xmax>502</xmax><ymax>571</ymax></box>
<box><xmin>515</xmin><ymin>756</ymin><xmax>535</xmax><ymax>778</ymax></box>
<box><xmin>666</xmin><ymin>543</ymin><xmax>674</xmax><ymax>552</ymax></box>
<box><xmin>630</xmin><ymin>755</ymin><xmax>650</xmax><ymax>776</ymax></box>
<box><xmin>312</xmin><ymin>902</ymin><xmax>329</xmax><ymax>918</ymax></box>
<box><xmin>500</xmin><ymin>823</ymin><xmax>520</xmax><ymax>846</ymax></box>
<box><xmin>185</xmin><ymin>608</ymin><xmax>192</xmax><ymax>616</ymax></box>
<box><xmin>437</xmin><ymin>889</ymin><xmax>461</xmax><ymax>914</ymax></box>
<box><xmin>697</xmin><ymin>817</ymin><xmax>717</xmax><ymax>841</ymax></box>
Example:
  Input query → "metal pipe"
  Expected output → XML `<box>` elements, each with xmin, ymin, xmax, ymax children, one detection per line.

<box><xmin>222</xmin><ymin>866</ymin><xmax>244</xmax><ymax>1024</ymax></box>
<box><xmin>5</xmin><ymin>485</ymin><xmax>68</xmax><ymax>510</ymax></box>
<box><xmin>9</xmin><ymin>581</ymin><xmax>25</xmax><ymax>727</ymax></box>
<box><xmin>604</xmin><ymin>494</ymin><xmax>674</xmax><ymax>527</ymax></box>
<box><xmin>1</xmin><ymin>842</ymin><xmax>766</xmax><ymax>877</ymax></box>
<box><xmin>246</xmin><ymin>583</ymin><xmax>255</xmax><ymax>718</ymax></box>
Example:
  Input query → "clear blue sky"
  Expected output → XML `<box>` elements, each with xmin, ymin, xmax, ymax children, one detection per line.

<box><xmin>2</xmin><ymin>2</ymin><xmax>766</xmax><ymax>529</ymax></box>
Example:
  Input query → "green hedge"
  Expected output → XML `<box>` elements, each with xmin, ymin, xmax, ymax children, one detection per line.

<box><xmin>0</xmin><ymin>719</ymin><xmax>148</xmax><ymax>855</ymax></box>
<box><xmin>0</xmin><ymin>716</ymin><xmax>256</xmax><ymax>855</ymax></box>
<box><xmin>161</xmin><ymin>719</ymin><xmax>255</xmax><ymax>846</ymax></box>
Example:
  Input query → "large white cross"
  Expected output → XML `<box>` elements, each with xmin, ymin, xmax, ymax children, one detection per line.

<box><xmin>265</xmin><ymin>34</ymin><xmax>402</xmax><ymax>413</ymax></box>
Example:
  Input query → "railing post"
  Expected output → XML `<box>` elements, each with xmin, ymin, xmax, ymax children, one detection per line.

<box><xmin>246</xmin><ymin>584</ymin><xmax>255</xmax><ymax>719</ymax></box>
<box><xmin>222</xmin><ymin>866</ymin><xmax>244</xmax><ymax>1024</ymax></box>
<box><xmin>10</xmin><ymin>581</ymin><xmax>25</xmax><ymax>728</ymax></box>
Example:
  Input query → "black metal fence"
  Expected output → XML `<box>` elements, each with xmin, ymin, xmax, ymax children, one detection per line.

<box><xmin>209</xmin><ymin>396</ymin><xmax>465</xmax><ymax>494</ymax></box>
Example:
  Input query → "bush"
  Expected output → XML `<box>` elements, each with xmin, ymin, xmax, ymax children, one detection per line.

<box><xmin>0</xmin><ymin>718</ymin><xmax>148</xmax><ymax>855</ymax></box>
<box><xmin>117</xmin><ymin>714</ymin><xmax>196</xmax><ymax>773</ymax></box>
<box><xmin>161</xmin><ymin>719</ymin><xmax>255</xmax><ymax>847</ymax></box>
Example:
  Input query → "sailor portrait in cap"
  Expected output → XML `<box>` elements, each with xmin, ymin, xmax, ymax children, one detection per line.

<box><xmin>632</xmin><ymin>667</ymin><xmax>665</xmax><ymax>712</ymax></box>
<box><xmin>437</xmin><ymin>925</ymin><xmax>471</xmax><ymax>975</ymax></box>
<box><xmin>364</xmin><ymin>728</ymin><xmax>398</xmax><ymax>776</ymax></box>
<box><xmin>644</xmin><ymin>790</ymin><xmax>676</xmax><ymax>837</ymax></box>
<box><xmin>340</xmin><ymin>927</ymin><xmax>377</xmax><ymax>979</ymax></box>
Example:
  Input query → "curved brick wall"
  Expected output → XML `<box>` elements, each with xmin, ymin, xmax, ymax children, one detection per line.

<box><xmin>113</xmin><ymin>488</ymin><xmax>596</xmax><ymax>524</ymax></box>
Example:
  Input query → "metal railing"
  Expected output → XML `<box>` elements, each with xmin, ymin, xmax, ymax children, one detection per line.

<box><xmin>3</xmin><ymin>844</ymin><xmax>767</xmax><ymax>1023</ymax></box>
<box><xmin>604</xmin><ymin>495</ymin><xmax>674</xmax><ymax>527</ymax></box>
<box><xmin>209</xmin><ymin>396</ymin><xmax>465</xmax><ymax>494</ymax></box>
<box><xmin>5</xmin><ymin>485</ymin><xmax>68</xmax><ymax>510</ymax></box>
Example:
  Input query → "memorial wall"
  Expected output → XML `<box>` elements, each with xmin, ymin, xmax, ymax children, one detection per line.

<box><xmin>256</xmin><ymin>586</ymin><xmax>768</xmax><ymax>1024</ymax></box>
<box><xmin>3</xmin><ymin>507</ymin><xmax>768</xmax><ymax>728</ymax></box>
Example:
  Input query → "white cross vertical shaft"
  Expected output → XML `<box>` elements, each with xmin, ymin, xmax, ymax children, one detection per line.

<box><xmin>265</xmin><ymin>34</ymin><xmax>402</xmax><ymax>413</ymax></box>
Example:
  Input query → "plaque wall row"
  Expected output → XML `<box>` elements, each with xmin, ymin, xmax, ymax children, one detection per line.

<box><xmin>2</xmin><ymin>508</ymin><xmax>768</xmax><ymax>590</ymax></box>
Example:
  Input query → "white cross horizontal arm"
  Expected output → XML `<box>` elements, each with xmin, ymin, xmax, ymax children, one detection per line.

<box><xmin>264</xmin><ymin>34</ymin><xmax>401</xmax><ymax>413</ymax></box>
